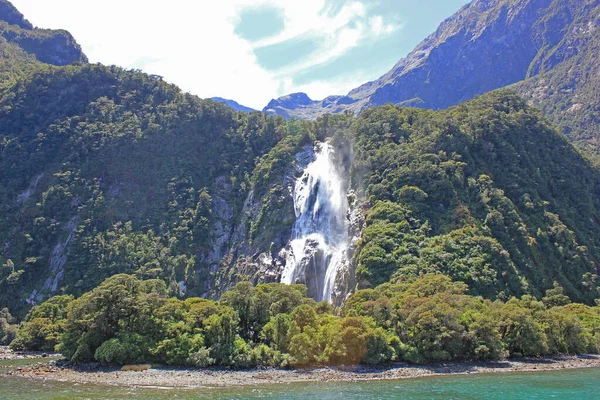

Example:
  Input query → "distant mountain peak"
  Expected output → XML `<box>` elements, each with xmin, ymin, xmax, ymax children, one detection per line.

<box><xmin>276</xmin><ymin>92</ymin><xmax>313</xmax><ymax>106</ymax></box>
<box><xmin>261</xmin><ymin>0</ymin><xmax>600</xmax><ymax>156</ymax></box>
<box><xmin>211</xmin><ymin>97</ymin><xmax>255</xmax><ymax>113</ymax></box>
<box><xmin>263</xmin><ymin>92</ymin><xmax>358</xmax><ymax>119</ymax></box>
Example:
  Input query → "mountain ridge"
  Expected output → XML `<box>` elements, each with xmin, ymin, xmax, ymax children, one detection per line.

<box><xmin>0</xmin><ymin>0</ymin><xmax>32</xmax><ymax>29</ymax></box>
<box><xmin>0</xmin><ymin>0</ymin><xmax>87</xmax><ymax>86</ymax></box>
<box><xmin>263</xmin><ymin>0</ymin><xmax>600</xmax><ymax>157</ymax></box>
<box><xmin>211</xmin><ymin>97</ymin><xmax>255</xmax><ymax>113</ymax></box>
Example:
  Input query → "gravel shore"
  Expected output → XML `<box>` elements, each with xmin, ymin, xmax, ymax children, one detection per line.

<box><xmin>2</xmin><ymin>353</ymin><xmax>599</xmax><ymax>388</ymax></box>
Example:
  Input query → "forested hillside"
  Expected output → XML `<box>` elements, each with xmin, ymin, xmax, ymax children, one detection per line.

<box><xmin>2</xmin><ymin>57</ymin><xmax>600</xmax><ymax>315</ymax></box>
<box><xmin>340</xmin><ymin>91</ymin><xmax>600</xmax><ymax>304</ymax></box>
<box><xmin>0</xmin><ymin>63</ymin><xmax>293</xmax><ymax>315</ymax></box>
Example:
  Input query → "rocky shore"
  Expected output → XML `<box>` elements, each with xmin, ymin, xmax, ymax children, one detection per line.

<box><xmin>2</xmin><ymin>353</ymin><xmax>599</xmax><ymax>388</ymax></box>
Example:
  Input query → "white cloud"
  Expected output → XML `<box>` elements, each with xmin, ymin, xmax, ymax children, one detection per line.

<box><xmin>10</xmin><ymin>0</ymin><xmax>399</xmax><ymax>109</ymax></box>
<box><xmin>250</xmin><ymin>1</ymin><xmax>398</xmax><ymax>78</ymax></box>
<box><xmin>250</xmin><ymin>1</ymin><xmax>366</xmax><ymax>49</ymax></box>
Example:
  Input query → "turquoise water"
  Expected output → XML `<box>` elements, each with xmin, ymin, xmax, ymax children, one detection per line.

<box><xmin>1</xmin><ymin>367</ymin><xmax>599</xmax><ymax>399</ymax></box>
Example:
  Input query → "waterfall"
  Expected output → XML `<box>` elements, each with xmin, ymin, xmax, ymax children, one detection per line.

<box><xmin>281</xmin><ymin>142</ymin><xmax>349</xmax><ymax>302</ymax></box>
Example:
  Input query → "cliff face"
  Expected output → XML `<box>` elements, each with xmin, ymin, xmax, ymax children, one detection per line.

<box><xmin>514</xmin><ymin>0</ymin><xmax>600</xmax><ymax>156</ymax></box>
<box><xmin>264</xmin><ymin>0</ymin><xmax>600</xmax><ymax>155</ymax></box>
<box><xmin>351</xmin><ymin>0</ymin><xmax>558</xmax><ymax>110</ymax></box>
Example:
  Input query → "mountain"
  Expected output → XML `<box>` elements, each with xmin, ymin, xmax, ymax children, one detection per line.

<box><xmin>5</xmin><ymin>84</ymin><xmax>600</xmax><ymax>366</ymax></box>
<box><xmin>344</xmin><ymin>91</ymin><xmax>600</xmax><ymax>304</ymax></box>
<box><xmin>264</xmin><ymin>0</ymin><xmax>600</xmax><ymax>155</ymax></box>
<box><xmin>2</xmin><ymin>63</ymin><xmax>600</xmax><ymax>314</ymax></box>
<box><xmin>262</xmin><ymin>93</ymin><xmax>357</xmax><ymax>120</ymax></box>
<box><xmin>211</xmin><ymin>97</ymin><xmax>255</xmax><ymax>113</ymax></box>
<box><xmin>0</xmin><ymin>0</ymin><xmax>87</xmax><ymax>86</ymax></box>
<box><xmin>0</xmin><ymin>0</ymin><xmax>599</xmax><ymax>321</ymax></box>
<box><xmin>0</xmin><ymin>63</ymin><xmax>288</xmax><ymax>316</ymax></box>
<box><xmin>514</xmin><ymin>0</ymin><xmax>600</xmax><ymax>156</ymax></box>
<box><xmin>2</xmin><ymin>0</ymin><xmax>599</xmax><ymax>369</ymax></box>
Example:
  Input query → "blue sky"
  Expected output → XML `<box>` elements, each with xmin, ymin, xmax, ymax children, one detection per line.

<box><xmin>11</xmin><ymin>0</ymin><xmax>468</xmax><ymax>109</ymax></box>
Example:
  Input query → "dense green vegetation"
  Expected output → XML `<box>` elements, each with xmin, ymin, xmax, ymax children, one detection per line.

<box><xmin>331</xmin><ymin>91</ymin><xmax>600</xmax><ymax>303</ymax></box>
<box><xmin>11</xmin><ymin>274</ymin><xmax>600</xmax><ymax>366</ymax></box>
<box><xmin>2</xmin><ymin>0</ymin><xmax>600</xmax><ymax>369</ymax></box>
<box><xmin>0</xmin><ymin>62</ymin><xmax>292</xmax><ymax>314</ymax></box>
<box><xmin>2</xmin><ymin>62</ymin><xmax>600</xmax><ymax>321</ymax></box>
<box><xmin>0</xmin><ymin>307</ymin><xmax>16</xmax><ymax>345</ymax></box>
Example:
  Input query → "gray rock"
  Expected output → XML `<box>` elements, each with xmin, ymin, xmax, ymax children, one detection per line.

<box><xmin>261</xmin><ymin>0</ymin><xmax>599</xmax><ymax>137</ymax></box>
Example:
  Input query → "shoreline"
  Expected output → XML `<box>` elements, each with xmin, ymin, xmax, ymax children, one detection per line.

<box><xmin>1</xmin><ymin>352</ymin><xmax>599</xmax><ymax>388</ymax></box>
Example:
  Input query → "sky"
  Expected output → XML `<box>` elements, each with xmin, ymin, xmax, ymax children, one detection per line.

<box><xmin>10</xmin><ymin>0</ymin><xmax>468</xmax><ymax>109</ymax></box>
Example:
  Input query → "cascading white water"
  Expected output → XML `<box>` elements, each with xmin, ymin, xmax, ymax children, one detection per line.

<box><xmin>281</xmin><ymin>142</ymin><xmax>349</xmax><ymax>302</ymax></box>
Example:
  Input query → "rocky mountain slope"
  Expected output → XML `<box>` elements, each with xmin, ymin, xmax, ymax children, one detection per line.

<box><xmin>264</xmin><ymin>0</ymin><xmax>600</xmax><ymax>156</ymax></box>
<box><xmin>514</xmin><ymin>0</ymin><xmax>600</xmax><ymax>156</ymax></box>
<box><xmin>211</xmin><ymin>97</ymin><xmax>255</xmax><ymax>113</ymax></box>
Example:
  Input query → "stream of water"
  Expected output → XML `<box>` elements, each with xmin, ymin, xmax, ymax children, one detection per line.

<box><xmin>281</xmin><ymin>142</ymin><xmax>349</xmax><ymax>302</ymax></box>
